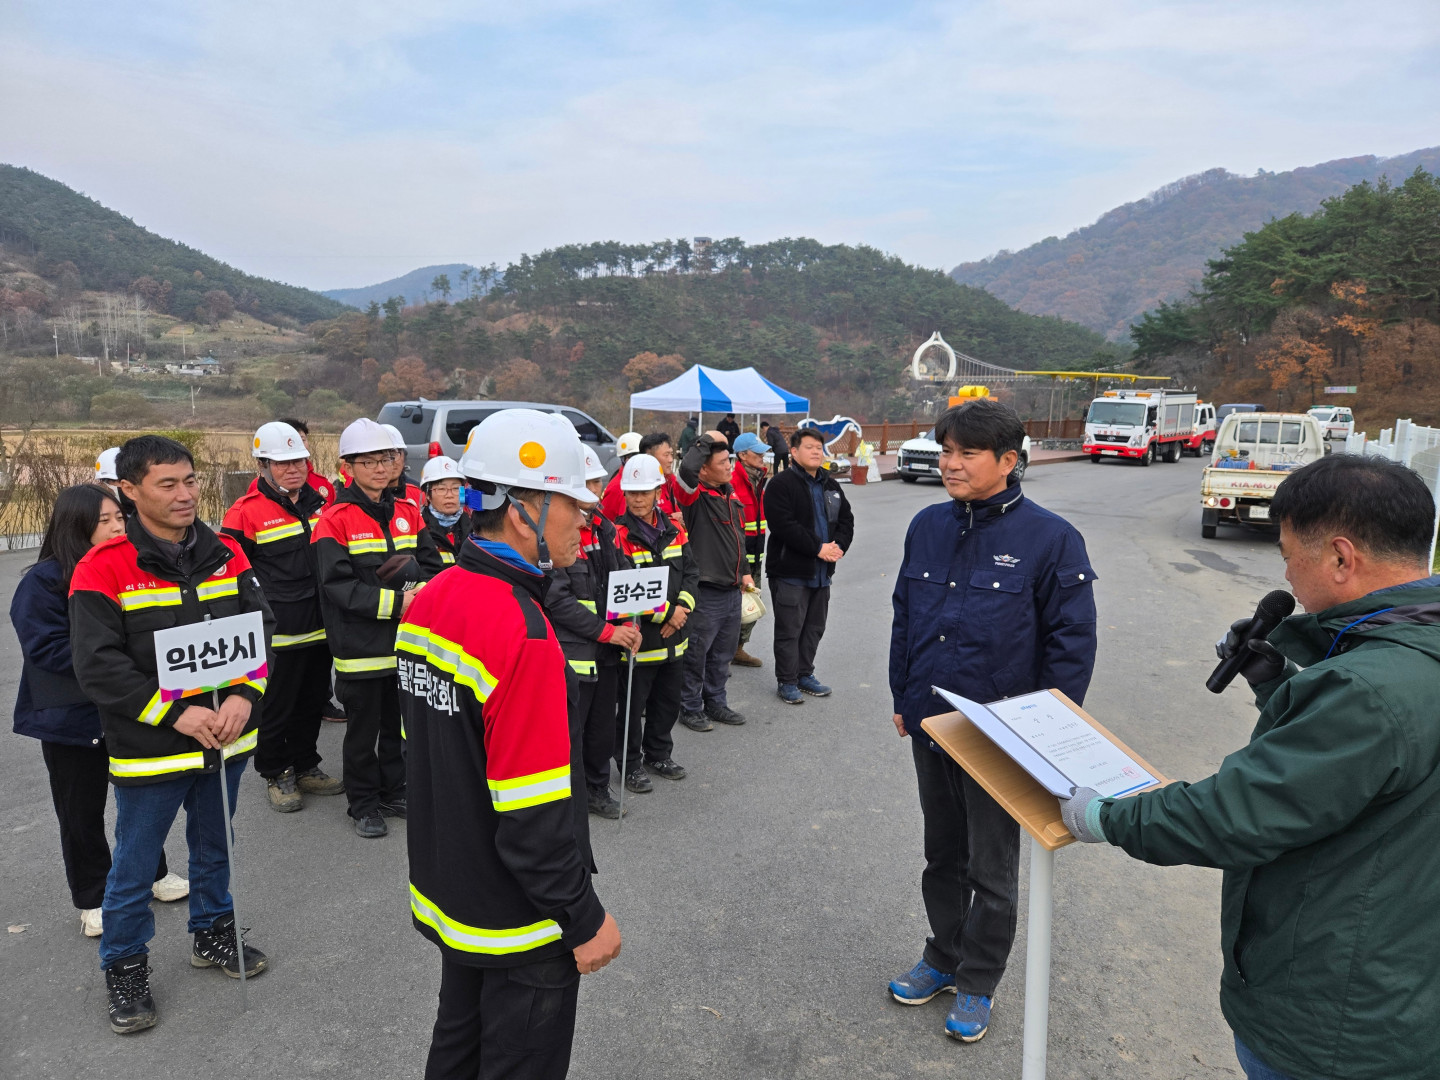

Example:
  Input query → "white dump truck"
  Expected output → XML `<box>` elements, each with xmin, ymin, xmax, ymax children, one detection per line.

<box><xmin>1200</xmin><ymin>412</ymin><xmax>1328</xmax><ymax>538</ymax></box>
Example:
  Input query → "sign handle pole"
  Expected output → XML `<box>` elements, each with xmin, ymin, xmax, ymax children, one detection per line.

<box><xmin>616</xmin><ymin>620</ymin><xmax>638</xmax><ymax>833</ymax></box>
<box><xmin>1021</xmin><ymin>836</ymin><xmax>1053</xmax><ymax>1080</ymax></box>
<box><xmin>212</xmin><ymin>687</ymin><xmax>247</xmax><ymax>1012</ymax></box>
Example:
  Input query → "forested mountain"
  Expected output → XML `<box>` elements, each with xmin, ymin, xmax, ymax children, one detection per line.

<box><xmin>1129</xmin><ymin>170</ymin><xmax>1440</xmax><ymax>428</ymax></box>
<box><xmin>324</xmin><ymin>263</ymin><xmax>495</xmax><ymax>309</ymax></box>
<box><xmin>0</xmin><ymin>165</ymin><xmax>346</xmax><ymax>325</ymax></box>
<box><xmin>952</xmin><ymin>147</ymin><xmax>1440</xmax><ymax>341</ymax></box>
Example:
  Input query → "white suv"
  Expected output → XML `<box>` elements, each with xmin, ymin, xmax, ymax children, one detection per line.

<box><xmin>897</xmin><ymin>429</ymin><xmax>1031</xmax><ymax>483</ymax></box>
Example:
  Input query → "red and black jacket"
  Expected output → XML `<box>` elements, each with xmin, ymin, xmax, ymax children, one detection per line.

<box><xmin>421</xmin><ymin>505</ymin><xmax>474</xmax><ymax>567</ymax></box>
<box><xmin>399</xmin><ymin>538</ymin><xmax>606</xmax><ymax>968</ymax></box>
<box><xmin>246</xmin><ymin>468</ymin><xmax>336</xmax><ymax>508</ymax></box>
<box><xmin>730</xmin><ymin>460</ymin><xmax>768</xmax><ymax>574</ymax></box>
<box><xmin>312</xmin><ymin>484</ymin><xmax>444</xmax><ymax>679</ymax></box>
<box><xmin>68</xmin><ymin>517</ymin><xmax>274</xmax><ymax>785</ymax></box>
<box><xmin>598</xmin><ymin>465</ymin><xmax>678</xmax><ymax>521</ymax></box>
<box><xmin>222</xmin><ymin>477</ymin><xmax>326</xmax><ymax>650</ymax></box>
<box><xmin>675</xmin><ymin>436</ymin><xmax>749</xmax><ymax>589</ymax></box>
<box><xmin>544</xmin><ymin>510</ymin><xmax>631</xmax><ymax>680</ymax></box>
<box><xmin>612</xmin><ymin>510</ymin><xmax>699</xmax><ymax>664</ymax></box>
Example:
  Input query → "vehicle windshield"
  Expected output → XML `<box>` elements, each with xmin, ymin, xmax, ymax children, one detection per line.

<box><xmin>1234</xmin><ymin>420</ymin><xmax>1305</xmax><ymax>446</ymax></box>
<box><xmin>1307</xmin><ymin>407</ymin><xmax>1336</xmax><ymax>421</ymax></box>
<box><xmin>1087</xmin><ymin>401</ymin><xmax>1146</xmax><ymax>426</ymax></box>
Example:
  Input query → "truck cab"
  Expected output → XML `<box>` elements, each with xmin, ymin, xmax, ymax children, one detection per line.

<box><xmin>1084</xmin><ymin>388</ymin><xmax>1198</xmax><ymax>465</ymax></box>
<box><xmin>1200</xmin><ymin>412</ymin><xmax>1327</xmax><ymax>538</ymax></box>
<box><xmin>1190</xmin><ymin>402</ymin><xmax>1217</xmax><ymax>456</ymax></box>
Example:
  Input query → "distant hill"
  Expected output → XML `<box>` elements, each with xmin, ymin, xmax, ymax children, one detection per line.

<box><xmin>951</xmin><ymin>147</ymin><xmax>1440</xmax><ymax>341</ymax></box>
<box><xmin>324</xmin><ymin>264</ymin><xmax>490</xmax><ymax>309</ymax></box>
<box><xmin>0</xmin><ymin>165</ymin><xmax>347</xmax><ymax>325</ymax></box>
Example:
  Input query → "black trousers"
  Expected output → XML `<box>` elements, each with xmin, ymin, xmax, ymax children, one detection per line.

<box><xmin>575</xmin><ymin>665</ymin><xmax>619</xmax><ymax>791</ymax></box>
<box><xmin>770</xmin><ymin>581</ymin><xmax>831</xmax><ymax>685</ymax></box>
<box><xmin>337</xmin><ymin>676</ymin><xmax>404</xmax><ymax>818</ymax></box>
<box><xmin>911</xmin><ymin>737</ymin><xmax>1020</xmax><ymax>996</ymax></box>
<box><xmin>40</xmin><ymin>741</ymin><xmax>168</xmax><ymax>909</ymax></box>
<box><xmin>425</xmin><ymin>954</ymin><xmax>580</xmax><ymax>1080</ymax></box>
<box><xmin>614</xmin><ymin>659</ymin><xmax>685</xmax><ymax>771</ymax></box>
<box><xmin>254</xmin><ymin>644</ymin><xmax>331</xmax><ymax>778</ymax></box>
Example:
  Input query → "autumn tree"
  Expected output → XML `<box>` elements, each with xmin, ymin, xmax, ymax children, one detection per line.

<box><xmin>622</xmin><ymin>351</ymin><xmax>687</xmax><ymax>391</ymax></box>
<box><xmin>492</xmin><ymin>357</ymin><xmax>547</xmax><ymax>400</ymax></box>
<box><xmin>377</xmin><ymin>355</ymin><xmax>445</xmax><ymax>400</ymax></box>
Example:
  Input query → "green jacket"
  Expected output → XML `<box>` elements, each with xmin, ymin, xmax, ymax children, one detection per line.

<box><xmin>1101</xmin><ymin>582</ymin><xmax>1440</xmax><ymax>1080</ymax></box>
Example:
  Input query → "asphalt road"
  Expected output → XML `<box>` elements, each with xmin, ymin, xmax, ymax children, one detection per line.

<box><xmin>0</xmin><ymin>455</ymin><xmax>1287</xmax><ymax>1080</ymax></box>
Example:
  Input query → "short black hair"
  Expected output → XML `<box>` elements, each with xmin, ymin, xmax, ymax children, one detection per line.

<box><xmin>277</xmin><ymin>417</ymin><xmax>309</xmax><ymax>436</ymax></box>
<box><xmin>934</xmin><ymin>399</ymin><xmax>1025</xmax><ymax>460</ymax></box>
<box><xmin>1271</xmin><ymin>454</ymin><xmax>1435</xmax><ymax>563</ymax></box>
<box><xmin>639</xmin><ymin>433</ymin><xmax>672</xmax><ymax>455</ymax></box>
<box><xmin>789</xmin><ymin>427</ymin><xmax>824</xmax><ymax>450</ymax></box>
<box><xmin>471</xmin><ymin>485</ymin><xmax>543</xmax><ymax>537</ymax></box>
<box><xmin>115</xmin><ymin>435</ymin><xmax>194</xmax><ymax>486</ymax></box>
<box><xmin>37</xmin><ymin>483</ymin><xmax>123</xmax><ymax>583</ymax></box>
<box><xmin>760</xmin><ymin>421</ymin><xmax>770</xmax><ymax>429</ymax></box>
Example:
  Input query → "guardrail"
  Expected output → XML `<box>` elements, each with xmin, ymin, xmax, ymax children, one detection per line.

<box><xmin>1345</xmin><ymin>419</ymin><xmax>1440</xmax><ymax>567</ymax></box>
<box><xmin>772</xmin><ymin>418</ymin><xmax>1085</xmax><ymax>455</ymax></box>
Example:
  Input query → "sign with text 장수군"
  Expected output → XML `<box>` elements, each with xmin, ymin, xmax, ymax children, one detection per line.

<box><xmin>153</xmin><ymin>611</ymin><xmax>267</xmax><ymax>701</ymax></box>
<box><xmin>606</xmin><ymin>567</ymin><xmax>670</xmax><ymax>620</ymax></box>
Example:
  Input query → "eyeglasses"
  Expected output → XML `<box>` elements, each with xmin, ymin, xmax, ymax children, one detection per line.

<box><xmin>351</xmin><ymin>454</ymin><xmax>394</xmax><ymax>469</ymax></box>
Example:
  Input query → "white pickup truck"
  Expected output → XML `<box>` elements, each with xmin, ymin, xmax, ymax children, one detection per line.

<box><xmin>1200</xmin><ymin>412</ymin><xmax>1328</xmax><ymax>539</ymax></box>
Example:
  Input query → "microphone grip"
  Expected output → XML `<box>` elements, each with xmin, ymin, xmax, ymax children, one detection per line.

<box><xmin>1205</xmin><ymin>620</ymin><xmax>1258</xmax><ymax>694</ymax></box>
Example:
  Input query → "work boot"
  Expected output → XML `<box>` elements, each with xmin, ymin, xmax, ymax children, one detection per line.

<box><xmin>105</xmin><ymin>955</ymin><xmax>157</xmax><ymax>1034</ymax></box>
<box><xmin>624</xmin><ymin>766</ymin><xmax>653</xmax><ymax>794</ymax></box>
<box><xmin>777</xmin><ymin>683</ymin><xmax>803</xmax><ymax>705</ymax></box>
<box><xmin>797</xmin><ymin>675</ymin><xmax>832</xmax><ymax>697</ymax></box>
<box><xmin>353</xmin><ymin>811</ymin><xmax>388</xmax><ymax>838</ymax></box>
<box><xmin>323</xmin><ymin>701</ymin><xmax>347</xmax><ymax>723</ymax></box>
<box><xmin>706</xmin><ymin>703</ymin><xmax>746</xmax><ymax>726</ymax></box>
<box><xmin>191</xmin><ymin>913</ymin><xmax>268</xmax><ymax>979</ymax></box>
<box><xmin>378</xmin><ymin>795</ymin><xmax>407</xmax><ymax>819</ymax></box>
<box><xmin>265</xmin><ymin>767</ymin><xmax>302</xmax><ymax>813</ymax></box>
<box><xmin>587</xmin><ymin>785</ymin><xmax>624</xmax><ymax>819</ymax></box>
<box><xmin>732</xmin><ymin>647</ymin><xmax>763</xmax><ymax>668</ymax></box>
<box><xmin>678</xmin><ymin>709</ymin><xmax>713</xmax><ymax>732</ymax></box>
<box><xmin>150</xmin><ymin>871</ymin><xmax>190</xmax><ymax>903</ymax></box>
<box><xmin>295</xmin><ymin>767</ymin><xmax>344</xmax><ymax>795</ymax></box>
<box><xmin>644</xmin><ymin>757</ymin><xmax>686</xmax><ymax>781</ymax></box>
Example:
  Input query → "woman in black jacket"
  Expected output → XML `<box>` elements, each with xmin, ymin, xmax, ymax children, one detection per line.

<box><xmin>9</xmin><ymin>483</ymin><xmax>187</xmax><ymax>938</ymax></box>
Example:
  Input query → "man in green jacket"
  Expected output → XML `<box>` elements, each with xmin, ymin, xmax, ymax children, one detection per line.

<box><xmin>1063</xmin><ymin>454</ymin><xmax>1440</xmax><ymax>1080</ymax></box>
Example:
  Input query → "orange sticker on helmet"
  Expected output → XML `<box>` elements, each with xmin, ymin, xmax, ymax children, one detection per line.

<box><xmin>518</xmin><ymin>441</ymin><xmax>547</xmax><ymax>468</ymax></box>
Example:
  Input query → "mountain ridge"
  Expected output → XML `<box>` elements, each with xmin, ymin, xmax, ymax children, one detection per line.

<box><xmin>323</xmin><ymin>263</ymin><xmax>491</xmax><ymax>309</ymax></box>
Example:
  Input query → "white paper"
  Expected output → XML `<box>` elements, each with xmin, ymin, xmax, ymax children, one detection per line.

<box><xmin>932</xmin><ymin>687</ymin><xmax>1072</xmax><ymax>797</ymax></box>
<box><xmin>154</xmin><ymin>611</ymin><xmax>267</xmax><ymax>696</ymax></box>
<box><xmin>985</xmin><ymin>690</ymin><xmax>1157</xmax><ymax>798</ymax></box>
<box><xmin>605</xmin><ymin>567</ymin><xmax>671</xmax><ymax>619</ymax></box>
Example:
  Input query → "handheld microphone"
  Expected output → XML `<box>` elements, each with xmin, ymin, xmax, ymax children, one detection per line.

<box><xmin>1205</xmin><ymin>589</ymin><xmax>1296</xmax><ymax>694</ymax></box>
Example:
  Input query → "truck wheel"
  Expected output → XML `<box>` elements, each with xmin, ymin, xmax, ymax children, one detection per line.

<box><xmin>1165</xmin><ymin>441</ymin><xmax>1181</xmax><ymax>463</ymax></box>
<box><xmin>1202</xmin><ymin>523</ymin><xmax>1217</xmax><ymax>539</ymax></box>
<box><xmin>1202</xmin><ymin>508</ymin><xmax>1219</xmax><ymax>539</ymax></box>
<box><xmin>1139</xmin><ymin>443</ymin><xmax>1154</xmax><ymax>467</ymax></box>
<box><xmin>1090</xmin><ymin>454</ymin><xmax>1101</xmax><ymax>464</ymax></box>
<box><xmin>1011</xmin><ymin>454</ymin><xmax>1028</xmax><ymax>483</ymax></box>
<box><xmin>900</xmin><ymin>475</ymin><xmax>918</xmax><ymax>483</ymax></box>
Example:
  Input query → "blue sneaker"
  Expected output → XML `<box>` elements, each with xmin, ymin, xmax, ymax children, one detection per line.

<box><xmin>945</xmin><ymin>994</ymin><xmax>994</xmax><ymax>1042</ymax></box>
<box><xmin>777</xmin><ymin>683</ymin><xmax>804</xmax><ymax>705</ymax></box>
<box><xmin>888</xmin><ymin>959</ymin><xmax>956</xmax><ymax>1005</ymax></box>
<box><xmin>797</xmin><ymin>675</ymin><xmax>831</xmax><ymax>697</ymax></box>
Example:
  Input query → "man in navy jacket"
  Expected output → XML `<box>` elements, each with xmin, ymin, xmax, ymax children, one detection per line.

<box><xmin>887</xmin><ymin>399</ymin><xmax>1097</xmax><ymax>1044</ymax></box>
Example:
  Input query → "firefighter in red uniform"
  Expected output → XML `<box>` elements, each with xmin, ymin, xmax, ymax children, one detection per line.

<box><xmin>382</xmin><ymin>422</ymin><xmax>428</xmax><ymax>508</ymax></box>
<box><xmin>313</xmin><ymin>418</ymin><xmax>443</xmax><ymax>839</ymax></box>
<box><xmin>222</xmin><ymin>422</ymin><xmax>344</xmax><ymax>813</ymax></box>
<box><xmin>241</xmin><ymin>418</ymin><xmax>337</xmax><ymax>508</ymax></box>
<box><xmin>399</xmin><ymin>409</ymin><xmax>621</xmax><ymax>1079</ymax></box>
<box><xmin>598</xmin><ymin>432</ymin><xmax>681</xmax><ymax>522</ymax></box>
<box><xmin>69</xmin><ymin>435</ymin><xmax>275</xmax><ymax>1034</ymax></box>
<box><xmin>729</xmin><ymin>431</ymin><xmax>769</xmax><ymax>668</ymax></box>
<box><xmin>419</xmin><ymin>456</ymin><xmax>472</xmax><ymax>566</ymax></box>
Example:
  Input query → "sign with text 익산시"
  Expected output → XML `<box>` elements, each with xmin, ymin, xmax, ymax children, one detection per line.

<box><xmin>606</xmin><ymin>567</ymin><xmax>670</xmax><ymax>620</ymax></box>
<box><xmin>154</xmin><ymin>611</ymin><xmax>267</xmax><ymax>701</ymax></box>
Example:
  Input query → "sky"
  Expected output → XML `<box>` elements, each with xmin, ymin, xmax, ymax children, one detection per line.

<box><xmin>3</xmin><ymin>0</ymin><xmax>1438</xmax><ymax>292</ymax></box>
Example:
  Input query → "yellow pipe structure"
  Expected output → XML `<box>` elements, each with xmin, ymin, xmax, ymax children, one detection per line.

<box><xmin>1013</xmin><ymin>370</ymin><xmax>1171</xmax><ymax>383</ymax></box>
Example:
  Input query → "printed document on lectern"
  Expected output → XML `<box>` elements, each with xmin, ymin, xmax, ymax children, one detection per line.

<box><xmin>932</xmin><ymin>687</ymin><xmax>1157</xmax><ymax>799</ymax></box>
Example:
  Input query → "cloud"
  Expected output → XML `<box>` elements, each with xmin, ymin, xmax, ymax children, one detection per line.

<box><xmin>3</xmin><ymin>0</ymin><xmax>1437</xmax><ymax>289</ymax></box>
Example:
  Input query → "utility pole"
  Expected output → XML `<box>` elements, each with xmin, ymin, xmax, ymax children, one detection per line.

<box><xmin>53</xmin><ymin>325</ymin><xmax>59</xmax><ymax>357</ymax></box>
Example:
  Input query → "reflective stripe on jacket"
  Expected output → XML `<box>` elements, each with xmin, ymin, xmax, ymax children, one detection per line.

<box><xmin>613</xmin><ymin>511</ymin><xmax>699</xmax><ymax>664</ymax></box>
<box><xmin>544</xmin><ymin>511</ymin><xmax>631</xmax><ymax>680</ymax></box>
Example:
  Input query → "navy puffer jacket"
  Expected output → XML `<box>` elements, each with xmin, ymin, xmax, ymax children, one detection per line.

<box><xmin>10</xmin><ymin>558</ymin><xmax>103</xmax><ymax>747</ymax></box>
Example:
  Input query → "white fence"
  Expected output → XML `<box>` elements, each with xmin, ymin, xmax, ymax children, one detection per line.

<box><xmin>1344</xmin><ymin>419</ymin><xmax>1440</xmax><ymax>567</ymax></box>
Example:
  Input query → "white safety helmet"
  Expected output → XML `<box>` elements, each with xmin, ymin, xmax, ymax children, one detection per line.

<box><xmin>95</xmin><ymin>447</ymin><xmax>121</xmax><ymax>482</ymax></box>
<box><xmin>620</xmin><ymin>453</ymin><xmax>666</xmax><ymax>492</ymax></box>
<box><xmin>338</xmin><ymin>417</ymin><xmax>396</xmax><ymax>458</ymax></box>
<box><xmin>381</xmin><ymin>423</ymin><xmax>408</xmax><ymax>451</ymax></box>
<box><xmin>420</xmin><ymin>455</ymin><xmax>462</xmax><ymax>488</ymax></box>
<box><xmin>616</xmin><ymin>431</ymin><xmax>642</xmax><ymax>457</ymax></box>
<box><xmin>251</xmin><ymin>421</ymin><xmax>309</xmax><ymax>462</ymax></box>
<box><xmin>581</xmin><ymin>445</ymin><xmax>608</xmax><ymax>482</ymax></box>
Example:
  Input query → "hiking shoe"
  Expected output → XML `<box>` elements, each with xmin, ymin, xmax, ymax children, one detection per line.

<box><xmin>645</xmin><ymin>758</ymin><xmax>686</xmax><ymax>781</ymax></box>
<box><xmin>679</xmin><ymin>709</ymin><xmax>713</xmax><ymax>732</ymax></box>
<box><xmin>266</xmin><ymin>767</ymin><xmax>302</xmax><ymax>813</ymax></box>
<box><xmin>587</xmin><ymin>785</ymin><xmax>624</xmax><ymax>819</ymax></box>
<box><xmin>797</xmin><ymin>675</ymin><xmax>832</xmax><ymax>697</ymax></box>
<box><xmin>945</xmin><ymin>994</ymin><xmax>994</xmax><ymax>1042</ymax></box>
<box><xmin>378</xmin><ymin>796</ymin><xmax>407</xmax><ymax>819</ymax></box>
<box><xmin>295</xmin><ymin>767</ymin><xmax>344</xmax><ymax>795</ymax></box>
<box><xmin>150</xmin><ymin>872</ymin><xmax>190</xmax><ymax>903</ymax></box>
<box><xmin>624</xmin><ymin>766</ymin><xmax>653</xmax><ymax>794</ymax></box>
<box><xmin>777</xmin><ymin>683</ymin><xmax>803</xmax><ymax>705</ymax></box>
<box><xmin>81</xmin><ymin>907</ymin><xmax>103</xmax><ymax>938</ymax></box>
<box><xmin>889</xmin><ymin>958</ymin><xmax>957</xmax><ymax>1005</ymax></box>
<box><xmin>105</xmin><ymin>955</ymin><xmax>157</xmax><ymax>1034</ymax></box>
<box><xmin>353</xmin><ymin>811</ymin><xmax>388</xmax><ymax>838</ymax></box>
<box><xmin>191</xmin><ymin>913</ymin><xmax>268</xmax><ymax>979</ymax></box>
<box><xmin>706</xmin><ymin>703</ymin><xmax>746</xmax><ymax>726</ymax></box>
<box><xmin>732</xmin><ymin>648</ymin><xmax>763</xmax><ymax>668</ymax></box>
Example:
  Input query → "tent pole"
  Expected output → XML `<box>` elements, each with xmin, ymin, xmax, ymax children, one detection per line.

<box><xmin>629</xmin><ymin>406</ymin><xmax>633</xmax><ymax>431</ymax></box>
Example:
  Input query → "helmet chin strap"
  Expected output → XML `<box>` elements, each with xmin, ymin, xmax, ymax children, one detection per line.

<box><xmin>508</xmin><ymin>492</ymin><xmax>554</xmax><ymax>570</ymax></box>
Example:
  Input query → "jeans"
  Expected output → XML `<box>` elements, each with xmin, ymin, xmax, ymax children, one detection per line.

<box><xmin>1234</xmin><ymin>1036</ymin><xmax>1298</xmax><ymax>1080</ymax></box>
<box><xmin>100</xmin><ymin>758</ymin><xmax>246</xmax><ymax>968</ymax></box>
<box><xmin>911</xmin><ymin>738</ymin><xmax>1020</xmax><ymax>996</ymax></box>
<box><xmin>41</xmin><ymin>740</ymin><xmax>169</xmax><ymax>909</ymax></box>
<box><xmin>338</xmin><ymin>676</ymin><xmax>405</xmax><ymax>817</ymax></box>
<box><xmin>254</xmin><ymin>643</ymin><xmax>330</xmax><ymax>778</ymax></box>
<box><xmin>681</xmin><ymin>584</ymin><xmax>741</xmax><ymax>713</ymax></box>
<box><xmin>770</xmin><ymin>581</ymin><xmax>830</xmax><ymax>685</ymax></box>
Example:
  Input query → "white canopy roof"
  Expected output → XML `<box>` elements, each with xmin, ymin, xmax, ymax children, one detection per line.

<box><xmin>628</xmin><ymin>364</ymin><xmax>809</xmax><ymax>414</ymax></box>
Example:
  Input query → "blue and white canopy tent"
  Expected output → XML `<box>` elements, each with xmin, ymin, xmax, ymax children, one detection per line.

<box><xmin>627</xmin><ymin>364</ymin><xmax>809</xmax><ymax>431</ymax></box>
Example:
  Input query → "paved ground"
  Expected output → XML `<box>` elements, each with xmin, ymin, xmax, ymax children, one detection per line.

<box><xmin>0</xmin><ymin>454</ymin><xmax>1286</xmax><ymax>1079</ymax></box>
